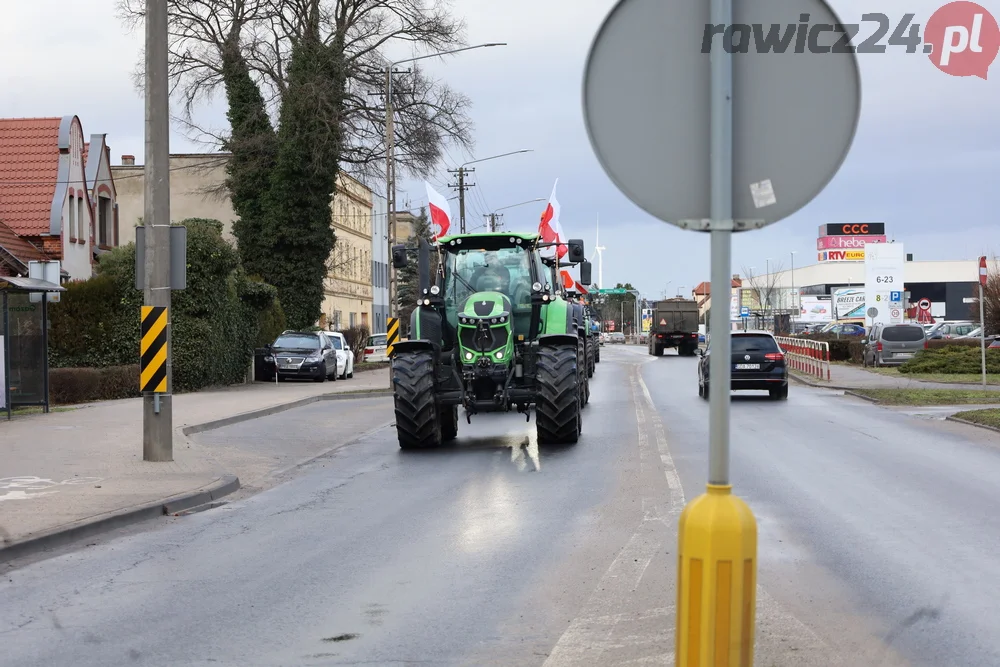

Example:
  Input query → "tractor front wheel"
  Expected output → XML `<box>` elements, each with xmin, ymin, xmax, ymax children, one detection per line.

<box><xmin>535</xmin><ymin>343</ymin><xmax>582</xmax><ymax>445</ymax></box>
<box><xmin>392</xmin><ymin>350</ymin><xmax>442</xmax><ymax>449</ymax></box>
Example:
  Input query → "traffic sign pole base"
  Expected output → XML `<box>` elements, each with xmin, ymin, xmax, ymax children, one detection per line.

<box><xmin>676</xmin><ymin>484</ymin><xmax>757</xmax><ymax>667</ymax></box>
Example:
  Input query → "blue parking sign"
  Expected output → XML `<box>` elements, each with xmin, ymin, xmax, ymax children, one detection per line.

<box><xmin>740</xmin><ymin>306</ymin><xmax>749</xmax><ymax>317</ymax></box>
<box><xmin>890</xmin><ymin>291</ymin><xmax>902</xmax><ymax>302</ymax></box>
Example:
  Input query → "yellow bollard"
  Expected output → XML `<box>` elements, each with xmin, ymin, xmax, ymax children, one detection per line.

<box><xmin>675</xmin><ymin>484</ymin><xmax>757</xmax><ymax>667</ymax></box>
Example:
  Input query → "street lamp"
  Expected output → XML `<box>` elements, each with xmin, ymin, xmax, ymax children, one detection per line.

<box><xmin>485</xmin><ymin>197</ymin><xmax>545</xmax><ymax>232</ymax></box>
<box><xmin>384</xmin><ymin>42</ymin><xmax>506</xmax><ymax>330</ymax></box>
<box><xmin>790</xmin><ymin>250</ymin><xmax>797</xmax><ymax>323</ymax></box>
<box><xmin>452</xmin><ymin>149</ymin><xmax>534</xmax><ymax>232</ymax></box>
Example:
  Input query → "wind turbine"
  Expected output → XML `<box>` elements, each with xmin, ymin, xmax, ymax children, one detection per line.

<box><xmin>594</xmin><ymin>214</ymin><xmax>606</xmax><ymax>289</ymax></box>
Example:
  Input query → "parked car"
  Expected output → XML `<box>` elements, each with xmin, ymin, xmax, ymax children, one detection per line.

<box><xmin>820</xmin><ymin>322</ymin><xmax>866</xmax><ymax>336</ymax></box>
<box><xmin>697</xmin><ymin>330</ymin><xmax>788</xmax><ymax>400</ymax></box>
<box><xmin>926</xmin><ymin>321</ymin><xmax>977</xmax><ymax>340</ymax></box>
<box><xmin>862</xmin><ymin>323</ymin><xmax>927</xmax><ymax>367</ymax></box>
<box><xmin>363</xmin><ymin>333</ymin><xmax>389</xmax><ymax>363</ymax></box>
<box><xmin>326</xmin><ymin>331</ymin><xmax>355</xmax><ymax>379</ymax></box>
<box><xmin>267</xmin><ymin>330</ymin><xmax>339</xmax><ymax>382</ymax></box>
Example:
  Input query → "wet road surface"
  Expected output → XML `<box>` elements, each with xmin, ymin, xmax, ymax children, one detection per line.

<box><xmin>2</xmin><ymin>346</ymin><xmax>997</xmax><ymax>665</ymax></box>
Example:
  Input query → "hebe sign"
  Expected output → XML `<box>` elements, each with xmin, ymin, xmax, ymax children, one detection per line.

<box><xmin>817</xmin><ymin>235</ymin><xmax>887</xmax><ymax>250</ymax></box>
<box><xmin>818</xmin><ymin>223</ymin><xmax>885</xmax><ymax>236</ymax></box>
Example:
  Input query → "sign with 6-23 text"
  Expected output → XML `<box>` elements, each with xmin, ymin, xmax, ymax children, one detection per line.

<box><xmin>864</xmin><ymin>242</ymin><xmax>905</xmax><ymax>327</ymax></box>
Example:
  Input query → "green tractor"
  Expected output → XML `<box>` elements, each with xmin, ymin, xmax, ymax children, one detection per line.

<box><xmin>543</xmin><ymin>256</ymin><xmax>598</xmax><ymax>384</ymax></box>
<box><xmin>389</xmin><ymin>232</ymin><xmax>592</xmax><ymax>448</ymax></box>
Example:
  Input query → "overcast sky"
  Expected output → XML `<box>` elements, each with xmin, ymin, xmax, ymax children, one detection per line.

<box><xmin>3</xmin><ymin>0</ymin><xmax>997</xmax><ymax>298</ymax></box>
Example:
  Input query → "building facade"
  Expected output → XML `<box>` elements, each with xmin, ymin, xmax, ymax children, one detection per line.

<box><xmin>324</xmin><ymin>174</ymin><xmax>373</xmax><ymax>331</ymax></box>
<box><xmin>371</xmin><ymin>193</ymin><xmax>389</xmax><ymax>334</ymax></box>
<box><xmin>112</xmin><ymin>154</ymin><xmax>236</xmax><ymax>242</ymax></box>
<box><xmin>0</xmin><ymin>116</ymin><xmax>119</xmax><ymax>280</ymax></box>
<box><xmin>112</xmin><ymin>153</ymin><xmax>375</xmax><ymax>329</ymax></box>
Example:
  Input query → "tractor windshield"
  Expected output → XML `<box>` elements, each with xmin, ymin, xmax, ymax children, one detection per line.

<box><xmin>443</xmin><ymin>245</ymin><xmax>536</xmax><ymax>337</ymax></box>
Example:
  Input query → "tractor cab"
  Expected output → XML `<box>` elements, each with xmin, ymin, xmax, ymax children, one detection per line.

<box><xmin>439</xmin><ymin>233</ymin><xmax>548</xmax><ymax>345</ymax></box>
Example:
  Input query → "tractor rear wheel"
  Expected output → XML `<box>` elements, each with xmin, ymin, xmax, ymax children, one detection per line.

<box><xmin>535</xmin><ymin>343</ymin><xmax>582</xmax><ymax>444</ymax></box>
<box><xmin>392</xmin><ymin>350</ymin><xmax>441</xmax><ymax>449</ymax></box>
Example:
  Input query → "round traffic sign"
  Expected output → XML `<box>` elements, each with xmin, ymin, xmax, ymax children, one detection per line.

<box><xmin>918</xmin><ymin>298</ymin><xmax>931</xmax><ymax>311</ymax></box>
<box><xmin>582</xmin><ymin>0</ymin><xmax>861</xmax><ymax>230</ymax></box>
<box><xmin>891</xmin><ymin>308</ymin><xmax>901</xmax><ymax>318</ymax></box>
<box><xmin>867</xmin><ymin>307</ymin><xmax>878</xmax><ymax>318</ymax></box>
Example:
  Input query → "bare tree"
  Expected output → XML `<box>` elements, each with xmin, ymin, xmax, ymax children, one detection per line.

<box><xmin>117</xmin><ymin>0</ymin><xmax>474</xmax><ymax>183</ymax></box>
<box><xmin>741</xmin><ymin>263</ymin><xmax>785</xmax><ymax>325</ymax></box>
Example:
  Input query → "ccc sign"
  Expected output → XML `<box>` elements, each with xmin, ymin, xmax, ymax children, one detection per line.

<box><xmin>822</xmin><ymin>222</ymin><xmax>885</xmax><ymax>236</ymax></box>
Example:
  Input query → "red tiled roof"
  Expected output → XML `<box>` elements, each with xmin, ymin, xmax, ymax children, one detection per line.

<box><xmin>0</xmin><ymin>219</ymin><xmax>50</xmax><ymax>268</ymax></box>
<box><xmin>693</xmin><ymin>278</ymin><xmax>742</xmax><ymax>295</ymax></box>
<box><xmin>0</xmin><ymin>117</ymin><xmax>62</xmax><ymax>236</ymax></box>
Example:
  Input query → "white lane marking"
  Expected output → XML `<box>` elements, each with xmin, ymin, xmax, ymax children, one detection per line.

<box><xmin>636</xmin><ymin>372</ymin><xmax>686</xmax><ymax>514</ymax></box>
<box><xmin>542</xmin><ymin>365</ymin><xmax>670</xmax><ymax>666</ymax></box>
<box><xmin>542</xmin><ymin>531</ymin><xmax>660</xmax><ymax>666</ymax></box>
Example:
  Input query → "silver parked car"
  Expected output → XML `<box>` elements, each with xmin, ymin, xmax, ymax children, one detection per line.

<box><xmin>863</xmin><ymin>323</ymin><xmax>927</xmax><ymax>367</ymax></box>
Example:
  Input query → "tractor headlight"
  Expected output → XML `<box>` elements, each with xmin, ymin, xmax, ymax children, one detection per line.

<box><xmin>532</xmin><ymin>282</ymin><xmax>542</xmax><ymax>292</ymax></box>
<box><xmin>423</xmin><ymin>298</ymin><xmax>431</xmax><ymax>305</ymax></box>
<box><xmin>498</xmin><ymin>315</ymin><xmax>507</xmax><ymax>323</ymax></box>
<box><xmin>465</xmin><ymin>351</ymin><xmax>473</xmax><ymax>360</ymax></box>
<box><xmin>491</xmin><ymin>317</ymin><xmax>497</xmax><ymax>323</ymax></box>
<box><xmin>459</xmin><ymin>316</ymin><xmax>468</xmax><ymax>324</ymax></box>
<box><xmin>494</xmin><ymin>350</ymin><xmax>503</xmax><ymax>359</ymax></box>
<box><xmin>430</xmin><ymin>285</ymin><xmax>440</xmax><ymax>295</ymax></box>
<box><xmin>542</xmin><ymin>294</ymin><xmax>550</xmax><ymax>302</ymax></box>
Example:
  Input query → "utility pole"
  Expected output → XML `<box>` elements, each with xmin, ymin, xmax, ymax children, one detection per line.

<box><xmin>484</xmin><ymin>212</ymin><xmax>500</xmax><ymax>232</ymax></box>
<box><xmin>143</xmin><ymin>0</ymin><xmax>172</xmax><ymax>461</ymax></box>
<box><xmin>385</xmin><ymin>67</ymin><xmax>396</xmax><ymax>323</ymax></box>
<box><xmin>448</xmin><ymin>167</ymin><xmax>475</xmax><ymax>233</ymax></box>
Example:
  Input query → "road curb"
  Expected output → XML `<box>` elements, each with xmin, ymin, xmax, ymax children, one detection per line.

<box><xmin>1</xmin><ymin>475</ymin><xmax>240</xmax><ymax>564</ymax></box>
<box><xmin>181</xmin><ymin>389</ymin><xmax>393</xmax><ymax>436</ymax></box>
<box><xmin>843</xmin><ymin>389</ymin><xmax>879</xmax><ymax>403</ymax></box>
<box><xmin>788</xmin><ymin>372</ymin><xmax>853</xmax><ymax>391</ymax></box>
<box><xmin>945</xmin><ymin>414</ymin><xmax>1000</xmax><ymax>434</ymax></box>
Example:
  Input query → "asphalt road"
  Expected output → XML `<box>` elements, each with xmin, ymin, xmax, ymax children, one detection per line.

<box><xmin>1</xmin><ymin>346</ymin><xmax>997</xmax><ymax>665</ymax></box>
<box><xmin>637</xmin><ymin>345</ymin><xmax>1000</xmax><ymax>667</ymax></box>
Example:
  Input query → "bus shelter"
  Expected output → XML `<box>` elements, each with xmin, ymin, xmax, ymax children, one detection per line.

<box><xmin>1</xmin><ymin>276</ymin><xmax>66</xmax><ymax>420</ymax></box>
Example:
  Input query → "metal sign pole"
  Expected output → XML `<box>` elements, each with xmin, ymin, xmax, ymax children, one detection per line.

<box><xmin>980</xmin><ymin>281</ymin><xmax>987</xmax><ymax>391</ymax></box>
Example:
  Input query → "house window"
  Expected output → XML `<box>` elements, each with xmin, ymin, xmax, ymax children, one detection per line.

<box><xmin>333</xmin><ymin>310</ymin><xmax>342</xmax><ymax>329</ymax></box>
<box><xmin>69</xmin><ymin>193</ymin><xmax>77</xmax><ymax>241</ymax></box>
<box><xmin>98</xmin><ymin>197</ymin><xmax>111</xmax><ymax>246</ymax></box>
<box><xmin>349</xmin><ymin>312</ymin><xmax>356</xmax><ymax>328</ymax></box>
<box><xmin>78</xmin><ymin>197</ymin><xmax>85</xmax><ymax>242</ymax></box>
<box><xmin>361</xmin><ymin>312</ymin><xmax>369</xmax><ymax>328</ymax></box>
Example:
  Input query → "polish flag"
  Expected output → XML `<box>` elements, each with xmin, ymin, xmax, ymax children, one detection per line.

<box><xmin>560</xmin><ymin>267</ymin><xmax>589</xmax><ymax>295</ymax></box>
<box><xmin>538</xmin><ymin>179</ymin><xmax>567</xmax><ymax>260</ymax></box>
<box><xmin>425</xmin><ymin>181</ymin><xmax>452</xmax><ymax>240</ymax></box>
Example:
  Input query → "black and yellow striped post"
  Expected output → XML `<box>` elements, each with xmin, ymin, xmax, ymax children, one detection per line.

<box><xmin>386</xmin><ymin>317</ymin><xmax>400</xmax><ymax>357</ymax></box>
<box><xmin>140</xmin><ymin>306</ymin><xmax>168</xmax><ymax>393</ymax></box>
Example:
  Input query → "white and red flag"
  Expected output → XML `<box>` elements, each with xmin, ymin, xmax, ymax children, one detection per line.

<box><xmin>537</xmin><ymin>179</ymin><xmax>587</xmax><ymax>294</ymax></box>
<box><xmin>425</xmin><ymin>181</ymin><xmax>452</xmax><ymax>240</ymax></box>
<box><xmin>537</xmin><ymin>179</ymin><xmax>567</xmax><ymax>260</ymax></box>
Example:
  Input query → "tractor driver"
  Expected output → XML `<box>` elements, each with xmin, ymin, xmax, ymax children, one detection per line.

<box><xmin>472</xmin><ymin>251</ymin><xmax>511</xmax><ymax>294</ymax></box>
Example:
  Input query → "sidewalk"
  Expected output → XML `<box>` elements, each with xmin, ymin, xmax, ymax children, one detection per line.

<box><xmin>1</xmin><ymin>366</ymin><xmax>390</xmax><ymax>559</ymax></box>
<box><xmin>792</xmin><ymin>363</ymin><xmax>1000</xmax><ymax>391</ymax></box>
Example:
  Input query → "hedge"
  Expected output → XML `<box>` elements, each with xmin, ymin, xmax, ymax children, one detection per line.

<box><xmin>47</xmin><ymin>219</ymin><xmax>284</xmax><ymax>397</ymax></box>
<box><xmin>49</xmin><ymin>365</ymin><xmax>140</xmax><ymax>404</ymax></box>
<box><xmin>899</xmin><ymin>345</ymin><xmax>1000</xmax><ymax>374</ymax></box>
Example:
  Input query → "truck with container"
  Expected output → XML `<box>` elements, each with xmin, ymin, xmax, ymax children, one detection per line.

<box><xmin>648</xmin><ymin>298</ymin><xmax>700</xmax><ymax>356</ymax></box>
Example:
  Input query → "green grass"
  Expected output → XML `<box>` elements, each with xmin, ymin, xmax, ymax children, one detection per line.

<box><xmin>863</xmin><ymin>366</ymin><xmax>1000</xmax><ymax>385</ymax></box>
<box><xmin>951</xmin><ymin>408</ymin><xmax>1000</xmax><ymax>429</ymax></box>
<box><xmin>851</xmin><ymin>388</ymin><xmax>1000</xmax><ymax>406</ymax></box>
<box><xmin>6</xmin><ymin>405</ymin><xmax>77</xmax><ymax>417</ymax></box>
